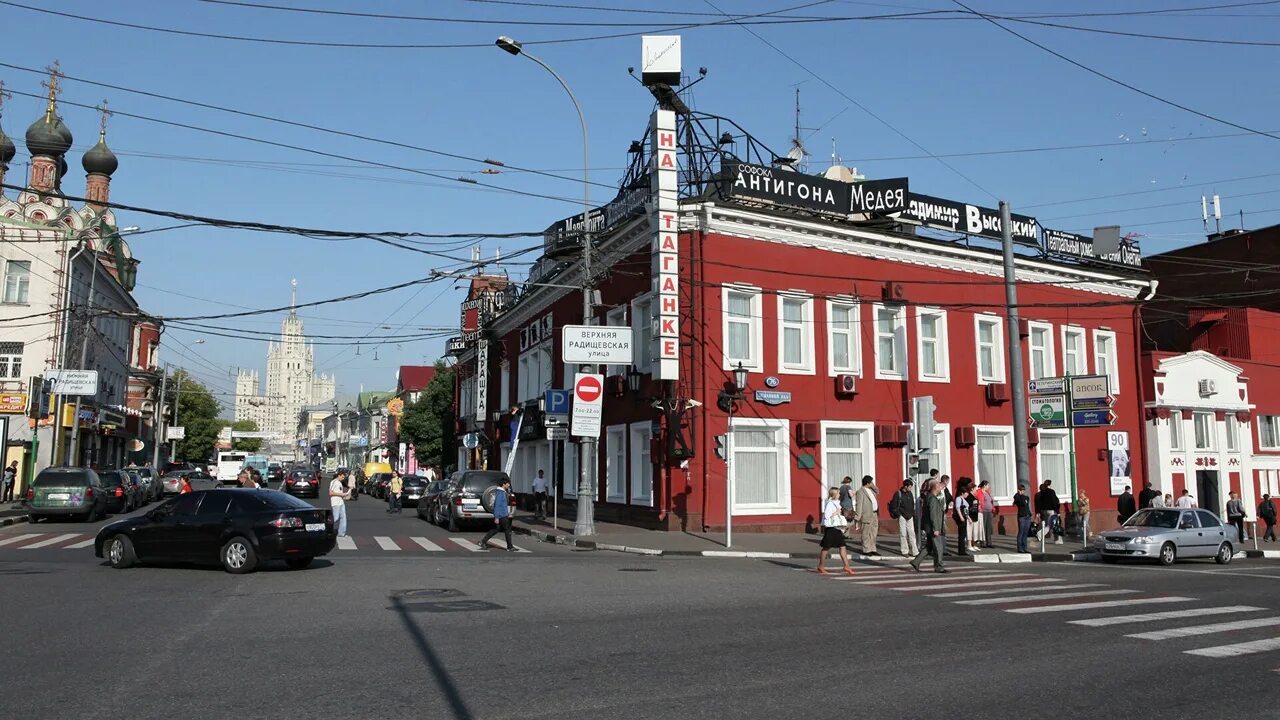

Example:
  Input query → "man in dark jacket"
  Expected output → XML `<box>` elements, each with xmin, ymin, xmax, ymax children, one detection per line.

<box><xmin>1118</xmin><ymin>486</ymin><xmax>1137</xmax><ymax>523</ymax></box>
<box><xmin>1259</xmin><ymin>494</ymin><xmax>1277</xmax><ymax>542</ymax></box>
<box><xmin>1012</xmin><ymin>484</ymin><xmax>1032</xmax><ymax>553</ymax></box>
<box><xmin>1035</xmin><ymin>480</ymin><xmax>1062</xmax><ymax>545</ymax></box>
<box><xmin>1138</xmin><ymin>481</ymin><xmax>1159</xmax><ymax>510</ymax></box>
<box><xmin>890</xmin><ymin>479</ymin><xmax>918</xmax><ymax>557</ymax></box>
<box><xmin>909</xmin><ymin>480</ymin><xmax>947</xmax><ymax>573</ymax></box>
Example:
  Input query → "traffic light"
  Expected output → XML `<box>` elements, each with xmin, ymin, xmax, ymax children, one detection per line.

<box><xmin>26</xmin><ymin>376</ymin><xmax>52</xmax><ymax>420</ymax></box>
<box><xmin>714</xmin><ymin>434</ymin><xmax>728</xmax><ymax>461</ymax></box>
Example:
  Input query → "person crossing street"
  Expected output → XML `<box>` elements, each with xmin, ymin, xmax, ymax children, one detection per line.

<box><xmin>480</xmin><ymin>478</ymin><xmax>517</xmax><ymax>551</ymax></box>
<box><xmin>329</xmin><ymin>469</ymin><xmax>351</xmax><ymax>538</ymax></box>
<box><xmin>910</xmin><ymin>480</ymin><xmax>947</xmax><ymax>574</ymax></box>
<box><xmin>386</xmin><ymin>472</ymin><xmax>403</xmax><ymax>514</ymax></box>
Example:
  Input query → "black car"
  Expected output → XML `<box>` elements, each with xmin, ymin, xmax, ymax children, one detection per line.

<box><xmin>416</xmin><ymin>480</ymin><xmax>451</xmax><ymax>523</ymax></box>
<box><xmin>283</xmin><ymin>468</ymin><xmax>320</xmax><ymax>498</ymax></box>
<box><xmin>266</xmin><ymin>464</ymin><xmax>285</xmax><ymax>485</ymax></box>
<box><xmin>101</xmin><ymin>470</ymin><xmax>140</xmax><ymax>514</ymax></box>
<box><xmin>94</xmin><ymin>489</ymin><xmax>336</xmax><ymax>574</ymax></box>
<box><xmin>399</xmin><ymin>475</ymin><xmax>429</xmax><ymax>507</ymax></box>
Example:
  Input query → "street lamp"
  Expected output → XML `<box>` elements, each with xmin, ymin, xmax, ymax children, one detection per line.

<box><xmin>497</xmin><ymin>35</ymin><xmax>597</xmax><ymax>536</ymax></box>
<box><xmin>732</xmin><ymin>362</ymin><xmax>749</xmax><ymax>396</ymax></box>
<box><xmin>626</xmin><ymin>368</ymin><xmax>643</xmax><ymax>395</ymax></box>
<box><xmin>719</xmin><ymin>363</ymin><xmax>749</xmax><ymax>548</ymax></box>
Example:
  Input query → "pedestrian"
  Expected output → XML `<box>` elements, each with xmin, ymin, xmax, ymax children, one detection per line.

<box><xmin>1151</xmin><ymin>491</ymin><xmax>1167</xmax><ymax>509</ymax></box>
<box><xmin>1259</xmin><ymin>494</ymin><xmax>1277</xmax><ymax>542</ymax></box>
<box><xmin>425</xmin><ymin>465</ymin><xmax>438</xmax><ymax>483</ymax></box>
<box><xmin>387</xmin><ymin>472</ymin><xmax>403</xmax><ymax>513</ymax></box>
<box><xmin>532</xmin><ymin>469</ymin><xmax>549</xmax><ymax>520</ymax></box>
<box><xmin>854</xmin><ymin>475</ymin><xmax>880</xmax><ymax>556</ymax></box>
<box><xmin>1175</xmin><ymin>489</ymin><xmax>1197</xmax><ymax>509</ymax></box>
<box><xmin>1013</xmin><ymin>484</ymin><xmax>1032</xmax><ymax>553</ymax></box>
<box><xmin>179</xmin><ymin>476</ymin><xmax>193</xmax><ymax>494</ymax></box>
<box><xmin>480</xmin><ymin>478</ymin><xmax>517</xmax><ymax>551</ymax></box>
<box><xmin>1117</xmin><ymin>485</ymin><xmax>1136</xmax><ymax>523</ymax></box>
<box><xmin>910</xmin><ymin>479</ymin><xmax>948</xmax><ymax>574</ymax></box>
<box><xmin>329</xmin><ymin>469</ymin><xmax>350</xmax><ymax>537</ymax></box>
<box><xmin>237</xmin><ymin>468</ymin><xmax>252</xmax><ymax>488</ymax></box>
<box><xmin>888</xmin><ymin>478</ymin><xmax>919</xmax><ymax>557</ymax></box>
<box><xmin>1078</xmin><ymin>490</ymin><xmax>1092</xmax><ymax>542</ymax></box>
<box><xmin>953</xmin><ymin>479</ymin><xmax>971</xmax><ymax>556</ymax></box>
<box><xmin>838</xmin><ymin>476</ymin><xmax>855</xmax><ymax>521</ymax></box>
<box><xmin>249</xmin><ymin>468</ymin><xmax>264</xmax><ymax>489</ymax></box>
<box><xmin>817</xmin><ymin>486</ymin><xmax>856</xmax><ymax>575</ymax></box>
<box><xmin>976</xmin><ymin>479</ymin><xmax>996</xmax><ymax>549</ymax></box>
<box><xmin>1226</xmin><ymin>491</ymin><xmax>1247</xmax><ymax>542</ymax></box>
<box><xmin>1035</xmin><ymin>479</ymin><xmax>1062</xmax><ymax>545</ymax></box>
<box><xmin>1</xmin><ymin>460</ymin><xmax>16</xmax><ymax>502</ymax></box>
<box><xmin>1138</xmin><ymin>481</ymin><xmax>1159</xmax><ymax>510</ymax></box>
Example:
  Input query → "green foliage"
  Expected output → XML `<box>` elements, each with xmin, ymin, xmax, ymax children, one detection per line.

<box><xmin>230</xmin><ymin>419</ymin><xmax>263</xmax><ymax>452</ymax></box>
<box><xmin>169</xmin><ymin>369</ymin><xmax>221</xmax><ymax>462</ymax></box>
<box><xmin>399</xmin><ymin>362</ymin><xmax>455</xmax><ymax>469</ymax></box>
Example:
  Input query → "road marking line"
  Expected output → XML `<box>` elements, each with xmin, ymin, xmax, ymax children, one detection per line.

<box><xmin>336</xmin><ymin>536</ymin><xmax>357</xmax><ymax>550</ymax></box>
<box><xmin>0</xmin><ymin>534</ymin><xmax>41</xmax><ymax>547</ymax></box>
<box><xmin>893</xmin><ymin>578</ymin><xmax>1063</xmax><ymax>591</ymax></box>
<box><xmin>1185</xmin><ymin>636</ymin><xmax>1280</xmax><ymax>658</ymax></box>
<box><xmin>374</xmin><ymin>536</ymin><xmax>400</xmax><ymax>551</ymax></box>
<box><xmin>1127</xmin><ymin>617</ymin><xmax>1280</xmax><ymax>641</ymax></box>
<box><xmin>65</xmin><ymin>538</ymin><xmax>96</xmax><ymax>549</ymax></box>
<box><xmin>846</xmin><ymin>572</ymin><xmax>1023</xmax><ymax>585</ymax></box>
<box><xmin>449</xmin><ymin>538</ymin><xmax>485</xmax><ymax>552</ymax></box>
<box><xmin>1007</xmin><ymin>597</ymin><xmax>1193</xmax><ymax>614</ymax></box>
<box><xmin>955</xmin><ymin>589</ymin><xmax>1138</xmax><ymax>606</ymax></box>
<box><xmin>1071</xmin><ymin>606</ymin><xmax>1265</xmax><ymax>627</ymax></box>
<box><xmin>410</xmin><ymin>537</ymin><xmax>444</xmax><ymax>552</ymax></box>
<box><xmin>21</xmin><ymin>533</ymin><xmax>80</xmax><ymax>549</ymax></box>
<box><xmin>929</xmin><ymin>583</ymin><xmax>1105</xmax><ymax>598</ymax></box>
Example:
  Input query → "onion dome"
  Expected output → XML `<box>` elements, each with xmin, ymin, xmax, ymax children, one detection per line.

<box><xmin>83</xmin><ymin>135</ymin><xmax>118</xmax><ymax>176</ymax></box>
<box><xmin>25</xmin><ymin>113</ymin><xmax>72</xmax><ymax>157</ymax></box>
<box><xmin>0</xmin><ymin>125</ymin><xmax>14</xmax><ymax>165</ymax></box>
<box><xmin>58</xmin><ymin>155</ymin><xmax>68</xmax><ymax>179</ymax></box>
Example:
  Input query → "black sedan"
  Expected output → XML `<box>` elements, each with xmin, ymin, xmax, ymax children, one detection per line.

<box><xmin>266</xmin><ymin>463</ymin><xmax>285</xmax><ymax>486</ymax></box>
<box><xmin>101</xmin><ymin>470</ymin><xmax>140</xmax><ymax>514</ymax></box>
<box><xmin>94</xmin><ymin>489</ymin><xmax>335</xmax><ymax>574</ymax></box>
<box><xmin>283</xmin><ymin>468</ymin><xmax>321</xmax><ymax>498</ymax></box>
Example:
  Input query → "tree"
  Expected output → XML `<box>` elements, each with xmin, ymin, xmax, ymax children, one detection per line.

<box><xmin>230</xmin><ymin>419</ymin><xmax>263</xmax><ymax>452</ymax></box>
<box><xmin>168</xmin><ymin>369</ymin><xmax>222</xmax><ymax>463</ymax></box>
<box><xmin>400</xmin><ymin>362</ymin><xmax>455</xmax><ymax>468</ymax></box>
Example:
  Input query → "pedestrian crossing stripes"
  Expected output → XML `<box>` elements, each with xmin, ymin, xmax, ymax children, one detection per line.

<box><xmin>954</xmin><ymin>589</ymin><xmax>1138</xmax><ymax>606</ymax></box>
<box><xmin>0</xmin><ymin>532</ymin><xmax>536</xmax><ymax>554</ymax></box>
<box><xmin>1185</xmin><ymin>637</ymin><xmax>1280</xmax><ymax>658</ymax></box>
<box><xmin>1005</xmin><ymin>597</ymin><xmax>1193</xmax><ymax>614</ymax></box>
<box><xmin>929</xmin><ymin>583</ymin><xmax>1106</xmax><ymax>598</ymax></box>
<box><xmin>1126</xmin><ymin>617</ymin><xmax>1280</xmax><ymax>641</ymax></box>
<box><xmin>1069</xmin><ymin>606</ymin><xmax>1266</xmax><ymax>627</ymax></box>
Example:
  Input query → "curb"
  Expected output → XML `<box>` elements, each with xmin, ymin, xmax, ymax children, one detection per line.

<box><xmin>0</xmin><ymin>514</ymin><xmax>29</xmax><ymax>527</ymax></box>
<box><xmin>1245</xmin><ymin>549</ymin><xmax>1280</xmax><ymax>559</ymax></box>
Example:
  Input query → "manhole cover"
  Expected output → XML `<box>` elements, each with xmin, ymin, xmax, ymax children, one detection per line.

<box><xmin>618</xmin><ymin>568</ymin><xmax>656</xmax><ymax>573</ymax></box>
<box><xmin>398</xmin><ymin>588</ymin><xmax>466</xmax><ymax>599</ymax></box>
<box><xmin>398</xmin><ymin>600</ymin><xmax>505</xmax><ymax>613</ymax></box>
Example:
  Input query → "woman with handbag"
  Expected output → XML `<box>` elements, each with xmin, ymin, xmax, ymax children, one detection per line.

<box><xmin>817</xmin><ymin>487</ymin><xmax>855</xmax><ymax>576</ymax></box>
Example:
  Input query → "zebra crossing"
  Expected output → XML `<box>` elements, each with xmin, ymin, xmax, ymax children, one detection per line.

<box><xmin>0</xmin><ymin>532</ymin><xmax>534</xmax><ymax>554</ymax></box>
<box><xmin>810</xmin><ymin>562</ymin><xmax>1280</xmax><ymax>660</ymax></box>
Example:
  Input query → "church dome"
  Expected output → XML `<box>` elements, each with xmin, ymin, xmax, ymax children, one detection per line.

<box><xmin>0</xmin><ymin>125</ymin><xmax>14</xmax><ymax>165</ymax></box>
<box><xmin>83</xmin><ymin>137</ymin><xmax>118</xmax><ymax>176</ymax></box>
<box><xmin>25</xmin><ymin>113</ymin><xmax>72</xmax><ymax>157</ymax></box>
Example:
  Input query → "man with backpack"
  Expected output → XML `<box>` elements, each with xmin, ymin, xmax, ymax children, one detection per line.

<box><xmin>1035</xmin><ymin>480</ymin><xmax>1063</xmax><ymax>545</ymax></box>
<box><xmin>889</xmin><ymin>478</ymin><xmax>918</xmax><ymax>557</ymax></box>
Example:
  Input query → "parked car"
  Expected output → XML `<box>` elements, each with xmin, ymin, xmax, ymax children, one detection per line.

<box><xmin>436</xmin><ymin>470</ymin><xmax>509</xmax><ymax>531</ymax></box>
<box><xmin>399</xmin><ymin>475</ymin><xmax>429</xmax><ymax>507</ymax></box>
<box><xmin>100</xmin><ymin>470</ymin><xmax>141</xmax><ymax>515</ymax></box>
<box><xmin>283</xmin><ymin>468</ymin><xmax>321</xmax><ymax>498</ymax></box>
<box><xmin>124</xmin><ymin>470</ymin><xmax>152</xmax><ymax>506</ymax></box>
<box><xmin>365</xmin><ymin>473</ymin><xmax>391</xmax><ymax>500</ymax></box>
<box><xmin>25</xmin><ymin>467</ymin><xmax>109</xmax><ymax>523</ymax></box>
<box><xmin>1098</xmin><ymin>508</ymin><xmax>1237</xmax><ymax>566</ymax></box>
<box><xmin>94</xmin><ymin>488</ymin><xmax>336</xmax><ymax>573</ymax></box>
<box><xmin>416</xmin><ymin>480</ymin><xmax>451</xmax><ymax>523</ymax></box>
<box><xmin>129</xmin><ymin>467</ymin><xmax>161</xmax><ymax>503</ymax></box>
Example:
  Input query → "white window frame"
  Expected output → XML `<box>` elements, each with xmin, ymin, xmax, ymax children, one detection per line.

<box><xmin>1035</xmin><ymin>429</ymin><xmax>1070</xmax><ymax>502</ymax></box>
<box><xmin>1061</xmin><ymin>325</ymin><xmax>1087</xmax><ymax>377</ymax></box>
<box><xmin>1226</xmin><ymin>415</ymin><xmax>1240</xmax><ymax>453</ymax></box>
<box><xmin>1260</xmin><ymin>417</ymin><xmax>1280</xmax><ymax>451</ymax></box>
<box><xmin>722</xmin><ymin>285</ymin><xmax>763</xmax><ymax>372</ymax></box>
<box><xmin>2</xmin><ymin>260</ymin><xmax>31</xmax><ymax>304</ymax></box>
<box><xmin>1170</xmin><ymin>414</ymin><xmax>1185</xmax><ymax>451</ymax></box>
<box><xmin>605</xmin><ymin>305</ymin><xmax>629</xmax><ymax>377</ymax></box>
<box><xmin>974</xmin><ymin>314</ymin><xmax>1005</xmax><ymax>385</ymax></box>
<box><xmin>820</xmin><ymin>420</ymin><xmax>875</xmax><ymax>491</ymax></box>
<box><xmin>974</xmin><ymin>425</ymin><xmax>1016</xmax><ymax>501</ymax></box>
<box><xmin>873</xmin><ymin>303</ymin><xmax>907</xmax><ymax>381</ymax></box>
<box><xmin>0</xmin><ymin>342</ymin><xmax>22</xmax><ymax>379</ymax></box>
<box><xmin>629</xmin><ymin>421</ymin><xmax>653</xmax><ymax>506</ymax></box>
<box><xmin>631</xmin><ymin>293</ymin><xmax>654</xmax><ymax>374</ymax></box>
<box><xmin>777</xmin><ymin>292</ymin><xmax>815</xmax><ymax>375</ymax></box>
<box><xmin>826</xmin><ymin>298</ymin><xmax>860</xmax><ymax>377</ymax></box>
<box><xmin>730</xmin><ymin>417</ymin><xmax>791</xmax><ymax>515</ymax></box>
<box><xmin>1193</xmin><ymin>411</ymin><xmax>1216</xmax><ymax>451</ymax></box>
<box><xmin>915</xmin><ymin>306</ymin><xmax>950</xmax><ymax>383</ymax></box>
<box><xmin>605</xmin><ymin>424</ymin><xmax>627</xmax><ymax>503</ymax></box>
<box><xmin>901</xmin><ymin>423</ymin><xmax>950</xmax><ymax>480</ymax></box>
<box><xmin>1027</xmin><ymin>321</ymin><xmax>1055</xmax><ymax>381</ymax></box>
<box><xmin>1093</xmin><ymin>329</ymin><xmax>1120</xmax><ymax>394</ymax></box>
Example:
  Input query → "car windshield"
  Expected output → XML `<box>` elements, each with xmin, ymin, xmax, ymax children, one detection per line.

<box><xmin>32</xmin><ymin>469</ymin><xmax>92</xmax><ymax>487</ymax></box>
<box><xmin>1124</xmin><ymin>509</ymin><xmax>1180</xmax><ymax>529</ymax></box>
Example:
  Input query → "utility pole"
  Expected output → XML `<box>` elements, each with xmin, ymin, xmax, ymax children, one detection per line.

<box><xmin>67</xmin><ymin>247</ymin><xmax>100</xmax><ymax>466</ymax></box>
<box><xmin>1001</xmin><ymin>202</ymin><xmax>1032</xmax><ymax>493</ymax></box>
<box><xmin>169</xmin><ymin>370</ymin><xmax>184</xmax><ymax>461</ymax></box>
<box><xmin>152</xmin><ymin>365</ymin><xmax>167</xmax><ymax>469</ymax></box>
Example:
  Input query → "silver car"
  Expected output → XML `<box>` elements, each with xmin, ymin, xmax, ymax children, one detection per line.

<box><xmin>1099</xmin><ymin>508</ymin><xmax>1237</xmax><ymax>566</ymax></box>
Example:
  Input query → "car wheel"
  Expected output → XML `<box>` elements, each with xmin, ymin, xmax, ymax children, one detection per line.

<box><xmin>220</xmin><ymin>537</ymin><xmax>258</xmax><ymax>574</ymax></box>
<box><xmin>1101</xmin><ymin>555</ymin><xmax>1119</xmax><ymax>564</ymax></box>
<box><xmin>285</xmin><ymin>557</ymin><xmax>313</xmax><ymax>570</ymax></box>
<box><xmin>1215</xmin><ymin>542</ymin><xmax>1233</xmax><ymax>565</ymax></box>
<box><xmin>107</xmin><ymin>535</ymin><xmax>136</xmax><ymax>569</ymax></box>
<box><xmin>1158</xmin><ymin>542</ymin><xmax>1177</xmax><ymax>566</ymax></box>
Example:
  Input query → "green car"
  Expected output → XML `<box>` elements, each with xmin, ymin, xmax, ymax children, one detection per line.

<box><xmin>27</xmin><ymin>467</ymin><xmax>109</xmax><ymax>523</ymax></box>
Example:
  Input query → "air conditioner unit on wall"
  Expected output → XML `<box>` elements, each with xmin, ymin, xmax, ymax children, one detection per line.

<box><xmin>955</xmin><ymin>426</ymin><xmax>976</xmax><ymax>447</ymax></box>
<box><xmin>985</xmin><ymin>383</ymin><xmax>1010</xmax><ymax>405</ymax></box>
<box><xmin>882</xmin><ymin>282</ymin><xmax>905</xmax><ymax>301</ymax></box>
<box><xmin>1198</xmin><ymin>378</ymin><xmax>1217</xmax><ymax>397</ymax></box>
<box><xmin>835</xmin><ymin>374</ymin><xmax>857</xmax><ymax>396</ymax></box>
<box><xmin>796</xmin><ymin>422</ymin><xmax>820</xmax><ymax>446</ymax></box>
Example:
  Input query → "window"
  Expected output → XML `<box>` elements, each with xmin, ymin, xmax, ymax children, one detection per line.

<box><xmin>916</xmin><ymin>307</ymin><xmax>949</xmax><ymax>382</ymax></box>
<box><xmin>605</xmin><ymin>305</ymin><xmax>628</xmax><ymax>376</ymax></box>
<box><xmin>723</xmin><ymin>286</ymin><xmax>762</xmax><ymax>371</ymax></box>
<box><xmin>0</xmin><ymin>342</ymin><xmax>21</xmax><ymax>379</ymax></box>
<box><xmin>1193</xmin><ymin>412</ymin><xmax>1215</xmax><ymax>450</ymax></box>
<box><xmin>631</xmin><ymin>295</ymin><xmax>653</xmax><ymax>373</ymax></box>
<box><xmin>1036</xmin><ymin>431</ymin><xmax>1069</xmax><ymax>500</ymax></box>
<box><xmin>911</xmin><ymin>423</ymin><xmax>950</xmax><ymax>480</ymax></box>
<box><xmin>629</xmin><ymin>422</ymin><xmax>653</xmax><ymax>505</ymax></box>
<box><xmin>2</xmin><ymin>260</ymin><xmax>30</xmax><ymax>304</ymax></box>
<box><xmin>974</xmin><ymin>315</ymin><xmax>1004</xmax><ymax>384</ymax></box>
<box><xmin>1260</xmin><ymin>415</ymin><xmax>1280</xmax><ymax>450</ymax></box>
<box><xmin>605</xmin><ymin>425</ymin><xmax>626</xmax><ymax>502</ymax></box>
<box><xmin>827</xmin><ymin>299</ymin><xmax>860</xmax><ymax>376</ymax></box>
<box><xmin>498</xmin><ymin>361</ymin><xmax>510</xmax><ymax>412</ymax></box>
<box><xmin>975</xmin><ymin>426</ymin><xmax>1015</xmax><ymax>498</ymax></box>
<box><xmin>1093</xmin><ymin>329</ymin><xmax>1119</xmax><ymax>393</ymax></box>
<box><xmin>873</xmin><ymin>303</ymin><xmax>906</xmax><ymax>380</ymax></box>
<box><xmin>1170</xmin><ymin>415</ymin><xmax>1185</xmax><ymax>451</ymax></box>
<box><xmin>1226</xmin><ymin>416</ymin><xmax>1240</xmax><ymax>452</ymax></box>
<box><xmin>517</xmin><ymin>342</ymin><xmax>552</xmax><ymax>401</ymax></box>
<box><xmin>731</xmin><ymin>418</ymin><xmax>790</xmax><ymax>515</ymax></box>
<box><xmin>1028</xmin><ymin>322</ymin><xmax>1055</xmax><ymax>380</ymax></box>
<box><xmin>1062</xmin><ymin>326</ymin><xmax>1087</xmax><ymax>376</ymax></box>
<box><xmin>821</xmin><ymin>422</ymin><xmax>872</xmax><ymax>489</ymax></box>
<box><xmin>776</xmin><ymin>293</ymin><xmax>814</xmax><ymax>374</ymax></box>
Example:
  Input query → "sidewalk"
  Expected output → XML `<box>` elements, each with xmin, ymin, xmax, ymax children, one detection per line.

<box><xmin>0</xmin><ymin>502</ymin><xmax>30</xmax><ymax>527</ymax></box>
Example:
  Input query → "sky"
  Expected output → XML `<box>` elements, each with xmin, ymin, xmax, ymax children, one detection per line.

<box><xmin>2</xmin><ymin>0</ymin><xmax>1278</xmax><ymax>408</ymax></box>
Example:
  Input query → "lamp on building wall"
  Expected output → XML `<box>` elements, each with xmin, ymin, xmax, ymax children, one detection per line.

<box><xmin>732</xmin><ymin>362</ymin><xmax>749</xmax><ymax>396</ymax></box>
<box><xmin>626</xmin><ymin>368</ymin><xmax>644</xmax><ymax>395</ymax></box>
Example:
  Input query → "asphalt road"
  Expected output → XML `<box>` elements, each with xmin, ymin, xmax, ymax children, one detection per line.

<box><xmin>2</xmin><ymin>508</ymin><xmax>1279</xmax><ymax>719</ymax></box>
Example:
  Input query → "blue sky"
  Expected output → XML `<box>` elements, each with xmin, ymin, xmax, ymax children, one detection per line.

<box><xmin>3</xmin><ymin>1</ymin><xmax>1278</xmax><ymax>407</ymax></box>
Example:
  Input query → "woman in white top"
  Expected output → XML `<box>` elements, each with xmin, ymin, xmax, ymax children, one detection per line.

<box><xmin>817</xmin><ymin>487</ymin><xmax>855</xmax><ymax>575</ymax></box>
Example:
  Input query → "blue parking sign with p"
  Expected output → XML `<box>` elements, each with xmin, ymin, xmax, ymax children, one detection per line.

<box><xmin>545</xmin><ymin>389</ymin><xmax>571</xmax><ymax>415</ymax></box>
